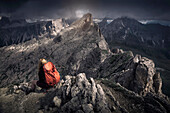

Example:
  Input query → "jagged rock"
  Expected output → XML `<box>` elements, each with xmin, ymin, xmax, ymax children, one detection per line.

<box><xmin>0</xmin><ymin>17</ymin><xmax>68</xmax><ymax>47</ymax></box>
<box><xmin>97</xmin><ymin>53</ymin><xmax>163</xmax><ymax>96</ymax></box>
<box><xmin>111</xmin><ymin>48</ymin><xmax>124</xmax><ymax>54</ymax></box>
<box><xmin>134</xmin><ymin>57</ymin><xmax>156</xmax><ymax>95</ymax></box>
<box><xmin>111</xmin><ymin>48</ymin><xmax>119</xmax><ymax>53</ymax></box>
<box><xmin>99</xmin><ymin>17</ymin><xmax>170</xmax><ymax>49</ymax></box>
<box><xmin>71</xmin><ymin>13</ymin><xmax>94</xmax><ymax>29</ymax></box>
<box><xmin>0</xmin><ymin>13</ymin><xmax>110</xmax><ymax>87</ymax></box>
<box><xmin>98</xmin><ymin>17</ymin><xmax>170</xmax><ymax>96</ymax></box>
<box><xmin>0</xmin><ymin>13</ymin><xmax>169</xmax><ymax>113</ymax></box>
<box><xmin>53</xmin><ymin>96</ymin><xmax>62</xmax><ymax>107</ymax></box>
<box><xmin>0</xmin><ymin>13</ymin><xmax>167</xmax><ymax>99</ymax></box>
<box><xmin>119</xmin><ymin>49</ymin><xmax>124</xmax><ymax>54</ymax></box>
<box><xmin>1</xmin><ymin>73</ymin><xmax>169</xmax><ymax>113</ymax></box>
<box><xmin>153</xmin><ymin>72</ymin><xmax>162</xmax><ymax>94</ymax></box>
<box><xmin>58</xmin><ymin>73</ymin><xmax>110</xmax><ymax>113</ymax></box>
<box><xmin>82</xmin><ymin>104</ymin><xmax>93</xmax><ymax>113</ymax></box>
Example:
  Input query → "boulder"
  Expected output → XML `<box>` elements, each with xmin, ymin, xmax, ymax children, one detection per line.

<box><xmin>53</xmin><ymin>96</ymin><xmax>62</xmax><ymax>107</ymax></box>
<box><xmin>0</xmin><ymin>73</ymin><xmax>169</xmax><ymax>113</ymax></box>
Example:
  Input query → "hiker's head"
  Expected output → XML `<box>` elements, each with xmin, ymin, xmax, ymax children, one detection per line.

<box><xmin>40</xmin><ymin>58</ymin><xmax>47</xmax><ymax>64</ymax></box>
<box><xmin>39</xmin><ymin>58</ymin><xmax>47</xmax><ymax>68</ymax></box>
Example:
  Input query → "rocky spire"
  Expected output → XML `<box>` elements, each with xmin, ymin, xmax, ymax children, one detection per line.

<box><xmin>70</xmin><ymin>13</ymin><xmax>94</xmax><ymax>29</ymax></box>
<box><xmin>0</xmin><ymin>73</ymin><xmax>169</xmax><ymax>113</ymax></box>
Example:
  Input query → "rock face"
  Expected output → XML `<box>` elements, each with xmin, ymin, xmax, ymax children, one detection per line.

<box><xmin>153</xmin><ymin>72</ymin><xmax>162</xmax><ymax>94</ymax></box>
<box><xmin>0</xmin><ymin>13</ymin><xmax>170</xmax><ymax>113</ymax></box>
<box><xmin>71</xmin><ymin>13</ymin><xmax>94</xmax><ymax>29</ymax></box>
<box><xmin>0</xmin><ymin>73</ymin><xmax>169</xmax><ymax>113</ymax></box>
<box><xmin>98</xmin><ymin>17</ymin><xmax>170</xmax><ymax>96</ymax></box>
<box><xmin>0</xmin><ymin>13</ymin><xmax>110</xmax><ymax>87</ymax></box>
<box><xmin>99</xmin><ymin>17</ymin><xmax>170</xmax><ymax>50</ymax></box>
<box><xmin>0</xmin><ymin>17</ymin><xmax>68</xmax><ymax>47</ymax></box>
<box><xmin>57</xmin><ymin>73</ymin><xmax>110</xmax><ymax>113</ymax></box>
<box><xmin>0</xmin><ymin>13</ymin><xmax>166</xmax><ymax>97</ymax></box>
<box><xmin>97</xmin><ymin>52</ymin><xmax>163</xmax><ymax>96</ymax></box>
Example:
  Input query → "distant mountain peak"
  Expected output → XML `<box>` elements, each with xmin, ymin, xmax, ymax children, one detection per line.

<box><xmin>109</xmin><ymin>16</ymin><xmax>141</xmax><ymax>27</ymax></box>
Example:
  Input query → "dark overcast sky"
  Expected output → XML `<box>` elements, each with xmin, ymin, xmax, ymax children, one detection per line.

<box><xmin>0</xmin><ymin>0</ymin><xmax>170</xmax><ymax>20</ymax></box>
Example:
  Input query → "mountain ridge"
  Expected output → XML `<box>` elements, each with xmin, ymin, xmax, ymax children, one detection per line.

<box><xmin>0</xmin><ymin>16</ymin><xmax>68</xmax><ymax>47</ymax></box>
<box><xmin>98</xmin><ymin>16</ymin><xmax>170</xmax><ymax>96</ymax></box>
<box><xmin>0</xmin><ymin>13</ymin><xmax>110</xmax><ymax>87</ymax></box>
<box><xmin>0</xmin><ymin>13</ymin><xmax>169</xmax><ymax>113</ymax></box>
<box><xmin>99</xmin><ymin>16</ymin><xmax>170</xmax><ymax>49</ymax></box>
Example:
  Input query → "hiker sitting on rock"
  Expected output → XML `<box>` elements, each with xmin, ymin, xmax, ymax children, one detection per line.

<box><xmin>29</xmin><ymin>59</ymin><xmax>60</xmax><ymax>93</ymax></box>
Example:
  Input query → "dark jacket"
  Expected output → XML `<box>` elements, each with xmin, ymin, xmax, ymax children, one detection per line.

<box><xmin>38</xmin><ymin>65</ymin><xmax>46</xmax><ymax>82</ymax></box>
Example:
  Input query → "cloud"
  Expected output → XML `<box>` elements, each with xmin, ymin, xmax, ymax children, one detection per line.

<box><xmin>0</xmin><ymin>0</ymin><xmax>170</xmax><ymax>20</ymax></box>
<box><xmin>75</xmin><ymin>9</ymin><xmax>90</xmax><ymax>18</ymax></box>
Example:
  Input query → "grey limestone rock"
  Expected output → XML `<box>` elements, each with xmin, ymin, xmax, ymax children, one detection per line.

<box><xmin>0</xmin><ymin>73</ymin><xmax>169</xmax><ymax>113</ymax></box>
<box><xmin>58</xmin><ymin>73</ymin><xmax>110</xmax><ymax>113</ymax></box>
<box><xmin>53</xmin><ymin>96</ymin><xmax>62</xmax><ymax>107</ymax></box>
<box><xmin>0</xmin><ymin>13</ymin><xmax>169</xmax><ymax>113</ymax></box>
<box><xmin>98</xmin><ymin>53</ymin><xmax>164</xmax><ymax>96</ymax></box>
<box><xmin>0</xmin><ymin>13</ymin><xmax>110</xmax><ymax>88</ymax></box>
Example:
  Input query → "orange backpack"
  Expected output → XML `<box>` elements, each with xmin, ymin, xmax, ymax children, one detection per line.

<box><xmin>43</xmin><ymin>62</ymin><xmax>60</xmax><ymax>86</ymax></box>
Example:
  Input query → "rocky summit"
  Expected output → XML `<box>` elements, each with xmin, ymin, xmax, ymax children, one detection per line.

<box><xmin>0</xmin><ymin>13</ymin><xmax>110</xmax><ymax>87</ymax></box>
<box><xmin>0</xmin><ymin>17</ymin><xmax>68</xmax><ymax>47</ymax></box>
<box><xmin>0</xmin><ymin>73</ymin><xmax>169</xmax><ymax>113</ymax></box>
<box><xmin>98</xmin><ymin>17</ymin><xmax>170</xmax><ymax>96</ymax></box>
<box><xmin>99</xmin><ymin>17</ymin><xmax>170</xmax><ymax>50</ymax></box>
<box><xmin>0</xmin><ymin>13</ymin><xmax>170</xmax><ymax>113</ymax></box>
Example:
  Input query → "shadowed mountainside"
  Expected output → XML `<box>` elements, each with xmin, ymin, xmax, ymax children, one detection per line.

<box><xmin>99</xmin><ymin>17</ymin><xmax>170</xmax><ymax>96</ymax></box>
<box><xmin>0</xmin><ymin>14</ymin><xmax>169</xmax><ymax>113</ymax></box>
<box><xmin>0</xmin><ymin>16</ymin><xmax>68</xmax><ymax>47</ymax></box>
